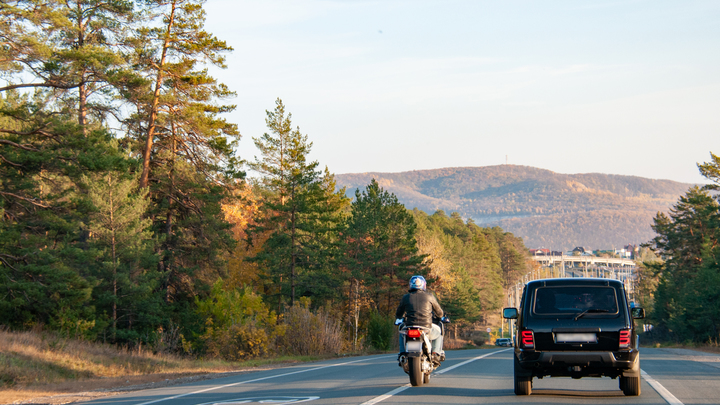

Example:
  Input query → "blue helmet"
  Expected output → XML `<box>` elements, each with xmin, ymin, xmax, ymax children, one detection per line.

<box><xmin>409</xmin><ymin>275</ymin><xmax>426</xmax><ymax>291</ymax></box>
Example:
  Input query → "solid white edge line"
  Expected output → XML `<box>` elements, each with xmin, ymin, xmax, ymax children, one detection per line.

<box><xmin>641</xmin><ymin>369</ymin><xmax>684</xmax><ymax>405</ymax></box>
<box><xmin>136</xmin><ymin>357</ymin><xmax>387</xmax><ymax>405</ymax></box>
<box><xmin>360</xmin><ymin>348</ymin><xmax>511</xmax><ymax>405</ymax></box>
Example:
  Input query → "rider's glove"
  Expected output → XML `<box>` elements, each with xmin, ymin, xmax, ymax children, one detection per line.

<box><xmin>394</xmin><ymin>318</ymin><xmax>403</xmax><ymax>325</ymax></box>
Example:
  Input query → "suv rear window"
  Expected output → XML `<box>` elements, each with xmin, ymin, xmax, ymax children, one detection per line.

<box><xmin>532</xmin><ymin>286</ymin><xmax>619</xmax><ymax>316</ymax></box>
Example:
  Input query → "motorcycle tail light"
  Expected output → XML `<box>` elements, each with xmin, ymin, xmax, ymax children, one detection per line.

<box><xmin>619</xmin><ymin>330</ymin><xmax>631</xmax><ymax>348</ymax></box>
<box><xmin>407</xmin><ymin>329</ymin><xmax>422</xmax><ymax>339</ymax></box>
<box><xmin>520</xmin><ymin>330</ymin><xmax>534</xmax><ymax>349</ymax></box>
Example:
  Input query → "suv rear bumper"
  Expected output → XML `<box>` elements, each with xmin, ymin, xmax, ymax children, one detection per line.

<box><xmin>515</xmin><ymin>349</ymin><xmax>639</xmax><ymax>378</ymax></box>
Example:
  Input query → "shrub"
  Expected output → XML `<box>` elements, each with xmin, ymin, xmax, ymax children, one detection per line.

<box><xmin>196</xmin><ymin>280</ymin><xmax>280</xmax><ymax>360</ymax></box>
<box><xmin>366</xmin><ymin>311</ymin><xmax>395</xmax><ymax>351</ymax></box>
<box><xmin>276</xmin><ymin>303</ymin><xmax>343</xmax><ymax>356</ymax></box>
<box><xmin>201</xmin><ymin>321</ymin><xmax>271</xmax><ymax>361</ymax></box>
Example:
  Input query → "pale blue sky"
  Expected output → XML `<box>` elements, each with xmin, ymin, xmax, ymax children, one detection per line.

<box><xmin>205</xmin><ymin>0</ymin><xmax>720</xmax><ymax>184</ymax></box>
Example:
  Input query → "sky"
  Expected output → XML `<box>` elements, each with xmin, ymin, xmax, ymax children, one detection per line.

<box><xmin>204</xmin><ymin>0</ymin><xmax>720</xmax><ymax>185</ymax></box>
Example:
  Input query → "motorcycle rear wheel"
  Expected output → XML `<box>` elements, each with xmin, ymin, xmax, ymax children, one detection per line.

<box><xmin>408</xmin><ymin>357</ymin><xmax>423</xmax><ymax>386</ymax></box>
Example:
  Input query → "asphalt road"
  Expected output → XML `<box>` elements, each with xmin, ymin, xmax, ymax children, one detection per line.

<box><xmin>83</xmin><ymin>347</ymin><xmax>720</xmax><ymax>405</ymax></box>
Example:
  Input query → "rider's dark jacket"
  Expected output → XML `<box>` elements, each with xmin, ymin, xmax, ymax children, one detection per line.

<box><xmin>395</xmin><ymin>289</ymin><xmax>444</xmax><ymax>329</ymax></box>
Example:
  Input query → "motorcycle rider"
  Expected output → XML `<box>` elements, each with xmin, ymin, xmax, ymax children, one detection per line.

<box><xmin>395</xmin><ymin>275</ymin><xmax>445</xmax><ymax>365</ymax></box>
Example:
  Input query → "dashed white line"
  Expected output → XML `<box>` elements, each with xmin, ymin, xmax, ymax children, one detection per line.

<box><xmin>359</xmin><ymin>384</ymin><xmax>412</xmax><ymax>405</ymax></box>
<box><xmin>360</xmin><ymin>348</ymin><xmax>511</xmax><ymax>405</ymax></box>
<box><xmin>641</xmin><ymin>369</ymin><xmax>684</xmax><ymax>405</ymax></box>
<box><xmin>435</xmin><ymin>348</ymin><xmax>512</xmax><ymax>375</ymax></box>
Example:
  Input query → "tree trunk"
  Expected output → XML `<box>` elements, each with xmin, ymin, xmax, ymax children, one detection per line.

<box><xmin>76</xmin><ymin>1</ymin><xmax>88</xmax><ymax>134</ymax></box>
<box><xmin>290</xmin><ymin>187</ymin><xmax>296</xmax><ymax>306</ymax></box>
<box><xmin>166</xmin><ymin>122</ymin><xmax>176</xmax><ymax>237</ymax></box>
<box><xmin>140</xmin><ymin>0</ymin><xmax>177</xmax><ymax>189</ymax></box>
<box><xmin>109</xmin><ymin>176</ymin><xmax>117</xmax><ymax>339</ymax></box>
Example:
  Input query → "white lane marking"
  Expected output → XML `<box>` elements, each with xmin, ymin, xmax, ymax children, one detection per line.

<box><xmin>360</xmin><ymin>349</ymin><xmax>511</xmax><ymax>405</ymax></box>
<box><xmin>196</xmin><ymin>396</ymin><xmax>320</xmax><ymax>405</ymax></box>
<box><xmin>641</xmin><ymin>369</ymin><xmax>684</xmax><ymax>405</ymax></box>
<box><xmin>359</xmin><ymin>384</ymin><xmax>411</xmax><ymax>405</ymax></box>
<box><xmin>435</xmin><ymin>348</ymin><xmax>512</xmax><ymax>375</ymax></box>
<box><xmin>136</xmin><ymin>357</ymin><xmax>387</xmax><ymax>405</ymax></box>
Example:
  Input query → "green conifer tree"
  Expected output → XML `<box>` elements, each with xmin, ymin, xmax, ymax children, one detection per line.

<box><xmin>248</xmin><ymin>99</ymin><xmax>347</xmax><ymax>308</ymax></box>
<box><xmin>82</xmin><ymin>171</ymin><xmax>158</xmax><ymax>340</ymax></box>
<box><xmin>125</xmin><ymin>0</ymin><xmax>240</xmax><ymax>309</ymax></box>
<box><xmin>345</xmin><ymin>179</ymin><xmax>426</xmax><ymax>316</ymax></box>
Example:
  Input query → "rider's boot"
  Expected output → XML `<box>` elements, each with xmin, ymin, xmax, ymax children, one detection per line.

<box><xmin>431</xmin><ymin>352</ymin><xmax>442</xmax><ymax>366</ymax></box>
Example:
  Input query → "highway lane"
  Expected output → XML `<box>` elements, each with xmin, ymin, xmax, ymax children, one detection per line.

<box><xmin>83</xmin><ymin>347</ymin><xmax>720</xmax><ymax>405</ymax></box>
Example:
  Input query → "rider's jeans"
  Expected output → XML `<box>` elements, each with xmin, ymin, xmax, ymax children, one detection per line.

<box><xmin>399</xmin><ymin>324</ymin><xmax>443</xmax><ymax>354</ymax></box>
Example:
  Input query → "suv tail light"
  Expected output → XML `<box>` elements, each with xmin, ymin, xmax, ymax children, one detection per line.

<box><xmin>407</xmin><ymin>329</ymin><xmax>422</xmax><ymax>339</ymax></box>
<box><xmin>520</xmin><ymin>330</ymin><xmax>535</xmax><ymax>349</ymax></box>
<box><xmin>619</xmin><ymin>330</ymin><xmax>631</xmax><ymax>348</ymax></box>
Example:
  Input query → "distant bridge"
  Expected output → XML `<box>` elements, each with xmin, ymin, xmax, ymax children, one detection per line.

<box><xmin>504</xmin><ymin>254</ymin><xmax>638</xmax><ymax>322</ymax></box>
<box><xmin>530</xmin><ymin>254</ymin><xmax>636</xmax><ymax>269</ymax></box>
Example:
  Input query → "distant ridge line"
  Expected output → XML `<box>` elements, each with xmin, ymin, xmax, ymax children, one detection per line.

<box><xmin>336</xmin><ymin>165</ymin><xmax>692</xmax><ymax>250</ymax></box>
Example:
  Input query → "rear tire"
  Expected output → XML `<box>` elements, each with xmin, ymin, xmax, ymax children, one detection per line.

<box><xmin>621</xmin><ymin>376</ymin><xmax>640</xmax><ymax>396</ymax></box>
<box><xmin>514</xmin><ymin>359</ymin><xmax>532</xmax><ymax>395</ymax></box>
<box><xmin>409</xmin><ymin>357</ymin><xmax>423</xmax><ymax>386</ymax></box>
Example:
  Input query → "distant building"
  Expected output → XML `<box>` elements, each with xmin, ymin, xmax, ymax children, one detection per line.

<box><xmin>572</xmin><ymin>247</ymin><xmax>593</xmax><ymax>255</ymax></box>
<box><xmin>529</xmin><ymin>248</ymin><xmax>550</xmax><ymax>256</ymax></box>
<box><xmin>620</xmin><ymin>244</ymin><xmax>639</xmax><ymax>259</ymax></box>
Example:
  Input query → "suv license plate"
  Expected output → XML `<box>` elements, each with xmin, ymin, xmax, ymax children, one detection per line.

<box><xmin>555</xmin><ymin>333</ymin><xmax>597</xmax><ymax>343</ymax></box>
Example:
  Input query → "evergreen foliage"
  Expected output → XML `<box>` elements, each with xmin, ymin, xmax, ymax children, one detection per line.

<box><xmin>644</xmin><ymin>153</ymin><xmax>720</xmax><ymax>343</ymax></box>
<box><xmin>81</xmin><ymin>171</ymin><xmax>159</xmax><ymax>341</ymax></box>
<box><xmin>345</xmin><ymin>179</ymin><xmax>426</xmax><ymax>316</ymax></box>
<box><xmin>248</xmin><ymin>99</ymin><xmax>348</xmax><ymax>309</ymax></box>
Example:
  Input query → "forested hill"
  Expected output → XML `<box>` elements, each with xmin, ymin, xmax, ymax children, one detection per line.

<box><xmin>336</xmin><ymin>165</ymin><xmax>694</xmax><ymax>251</ymax></box>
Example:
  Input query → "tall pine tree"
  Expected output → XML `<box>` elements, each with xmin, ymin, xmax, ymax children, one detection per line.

<box><xmin>248</xmin><ymin>99</ymin><xmax>347</xmax><ymax>309</ymax></box>
<box><xmin>345</xmin><ymin>179</ymin><xmax>426</xmax><ymax>316</ymax></box>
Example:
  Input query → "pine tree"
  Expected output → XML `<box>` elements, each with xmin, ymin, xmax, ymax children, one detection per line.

<box><xmin>248</xmin><ymin>99</ymin><xmax>347</xmax><ymax>308</ymax></box>
<box><xmin>130</xmin><ymin>0</ymin><xmax>237</xmax><ymax>189</ymax></box>
<box><xmin>124</xmin><ymin>0</ymin><xmax>240</xmax><ymax>308</ymax></box>
<box><xmin>345</xmin><ymin>179</ymin><xmax>426</xmax><ymax>316</ymax></box>
<box><xmin>82</xmin><ymin>171</ymin><xmax>156</xmax><ymax>340</ymax></box>
<box><xmin>0</xmin><ymin>1</ymin><xmax>139</xmax><ymax>335</ymax></box>
<box><xmin>0</xmin><ymin>0</ymin><xmax>135</xmax><ymax>129</ymax></box>
<box><xmin>649</xmin><ymin>186</ymin><xmax>720</xmax><ymax>341</ymax></box>
<box><xmin>0</xmin><ymin>92</ymin><xmax>128</xmax><ymax>334</ymax></box>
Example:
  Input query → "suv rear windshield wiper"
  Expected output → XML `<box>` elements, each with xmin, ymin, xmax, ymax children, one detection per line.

<box><xmin>574</xmin><ymin>308</ymin><xmax>610</xmax><ymax>321</ymax></box>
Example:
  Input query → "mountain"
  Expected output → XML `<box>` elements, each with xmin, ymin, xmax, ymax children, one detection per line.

<box><xmin>335</xmin><ymin>165</ymin><xmax>694</xmax><ymax>251</ymax></box>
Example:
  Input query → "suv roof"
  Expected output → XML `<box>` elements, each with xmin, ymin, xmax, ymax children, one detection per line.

<box><xmin>526</xmin><ymin>278</ymin><xmax>624</xmax><ymax>287</ymax></box>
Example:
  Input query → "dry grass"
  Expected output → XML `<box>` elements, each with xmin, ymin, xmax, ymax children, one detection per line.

<box><xmin>444</xmin><ymin>338</ymin><xmax>472</xmax><ymax>350</ymax></box>
<box><xmin>0</xmin><ymin>329</ymin><xmax>330</xmax><ymax>404</ymax></box>
<box><xmin>0</xmin><ymin>329</ymin><xmax>237</xmax><ymax>388</ymax></box>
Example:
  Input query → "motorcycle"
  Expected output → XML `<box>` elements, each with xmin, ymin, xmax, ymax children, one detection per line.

<box><xmin>396</xmin><ymin>316</ymin><xmax>450</xmax><ymax>386</ymax></box>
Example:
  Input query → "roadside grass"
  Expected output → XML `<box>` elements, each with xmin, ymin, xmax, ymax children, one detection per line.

<box><xmin>638</xmin><ymin>334</ymin><xmax>720</xmax><ymax>354</ymax></box>
<box><xmin>0</xmin><ymin>329</ymin><xmax>327</xmax><ymax>390</ymax></box>
<box><xmin>0</xmin><ymin>329</ymin><xmax>228</xmax><ymax>388</ymax></box>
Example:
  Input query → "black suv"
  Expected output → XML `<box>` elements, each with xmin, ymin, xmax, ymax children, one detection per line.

<box><xmin>503</xmin><ymin>278</ymin><xmax>645</xmax><ymax>396</ymax></box>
